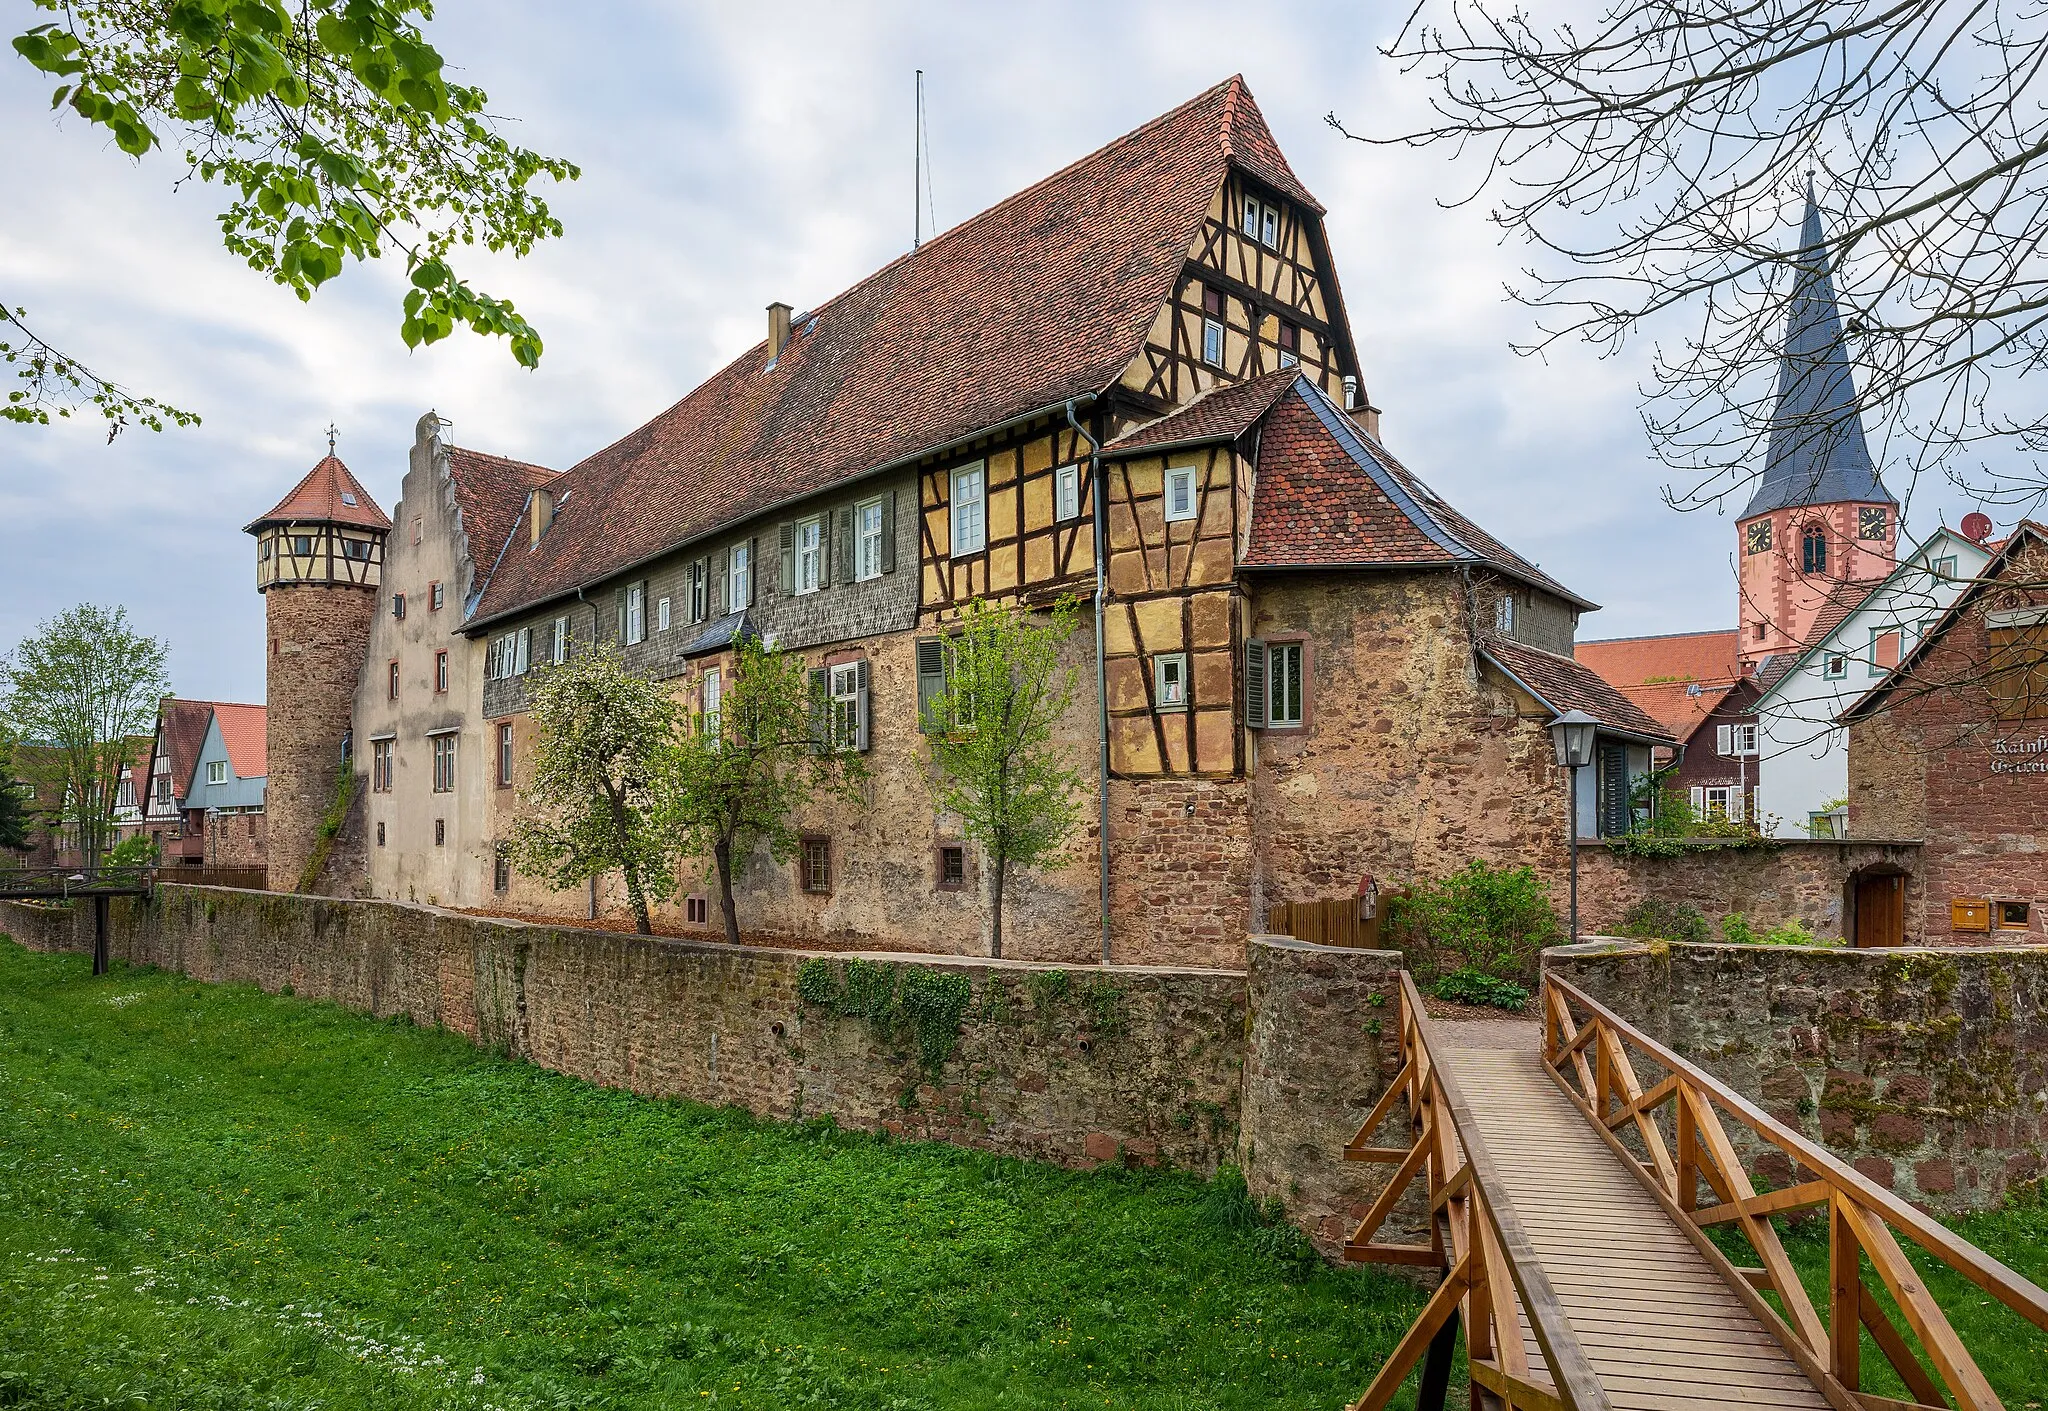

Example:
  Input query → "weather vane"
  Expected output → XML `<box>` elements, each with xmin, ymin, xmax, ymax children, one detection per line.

<box><xmin>325</xmin><ymin>422</ymin><xmax>338</xmax><ymax>455</ymax></box>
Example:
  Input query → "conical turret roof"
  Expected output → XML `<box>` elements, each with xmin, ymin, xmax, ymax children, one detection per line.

<box><xmin>1740</xmin><ymin>194</ymin><xmax>1894</xmax><ymax>520</ymax></box>
<box><xmin>244</xmin><ymin>455</ymin><xmax>391</xmax><ymax>534</ymax></box>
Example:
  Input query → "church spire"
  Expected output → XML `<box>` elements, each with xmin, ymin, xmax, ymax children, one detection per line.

<box><xmin>1738</xmin><ymin>190</ymin><xmax>1895</xmax><ymax>520</ymax></box>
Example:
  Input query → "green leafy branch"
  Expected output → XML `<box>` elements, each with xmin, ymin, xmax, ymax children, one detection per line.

<box><xmin>1</xmin><ymin>306</ymin><xmax>199</xmax><ymax>439</ymax></box>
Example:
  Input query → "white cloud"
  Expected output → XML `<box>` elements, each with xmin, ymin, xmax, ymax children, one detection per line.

<box><xmin>0</xmin><ymin>0</ymin><xmax>1996</xmax><ymax>700</ymax></box>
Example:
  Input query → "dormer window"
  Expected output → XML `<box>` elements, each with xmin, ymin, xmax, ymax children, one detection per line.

<box><xmin>341</xmin><ymin>490</ymin><xmax>358</xmax><ymax>506</ymax></box>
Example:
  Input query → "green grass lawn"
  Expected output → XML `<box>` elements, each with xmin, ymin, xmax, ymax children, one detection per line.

<box><xmin>0</xmin><ymin>939</ymin><xmax>1429</xmax><ymax>1411</ymax></box>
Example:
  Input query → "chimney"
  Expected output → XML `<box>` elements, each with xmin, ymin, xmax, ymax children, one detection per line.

<box><xmin>1360</xmin><ymin>403</ymin><xmax>1383</xmax><ymax>440</ymax></box>
<box><xmin>530</xmin><ymin>487</ymin><xmax>554</xmax><ymax>546</ymax></box>
<box><xmin>766</xmin><ymin>301</ymin><xmax>793</xmax><ymax>362</ymax></box>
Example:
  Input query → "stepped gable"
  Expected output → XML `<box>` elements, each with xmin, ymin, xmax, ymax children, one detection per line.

<box><xmin>1741</xmin><ymin>194</ymin><xmax>1895</xmax><ymax>519</ymax></box>
<box><xmin>244</xmin><ymin>455</ymin><xmax>390</xmax><ymax>532</ymax></box>
<box><xmin>471</xmin><ymin>76</ymin><xmax>1306</xmax><ymax>628</ymax></box>
<box><xmin>1480</xmin><ymin>637</ymin><xmax>1677</xmax><ymax>745</ymax></box>
<box><xmin>1239</xmin><ymin>377</ymin><xmax>1596</xmax><ymax>609</ymax></box>
<box><xmin>209</xmin><ymin>702</ymin><xmax>268</xmax><ymax>780</ymax></box>
<box><xmin>1105</xmin><ymin>368</ymin><xmax>1300</xmax><ymax>454</ymax></box>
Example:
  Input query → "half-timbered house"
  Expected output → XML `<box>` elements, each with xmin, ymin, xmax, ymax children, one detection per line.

<box><xmin>276</xmin><ymin>76</ymin><xmax>1666</xmax><ymax>964</ymax></box>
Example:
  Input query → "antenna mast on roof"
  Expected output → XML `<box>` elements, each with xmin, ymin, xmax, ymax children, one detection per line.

<box><xmin>913</xmin><ymin>70</ymin><xmax>935</xmax><ymax>250</ymax></box>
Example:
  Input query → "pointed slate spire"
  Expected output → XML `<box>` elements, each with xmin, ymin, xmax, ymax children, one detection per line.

<box><xmin>1739</xmin><ymin>189</ymin><xmax>1894</xmax><ymax>519</ymax></box>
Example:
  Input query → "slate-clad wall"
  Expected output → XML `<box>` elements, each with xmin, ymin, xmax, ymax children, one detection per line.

<box><xmin>1546</xmin><ymin>939</ymin><xmax>2048</xmax><ymax>1210</ymax></box>
<box><xmin>0</xmin><ymin>890</ymin><xmax>1409</xmax><ymax>1252</ymax></box>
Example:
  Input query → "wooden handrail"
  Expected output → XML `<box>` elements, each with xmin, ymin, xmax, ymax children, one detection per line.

<box><xmin>1545</xmin><ymin>972</ymin><xmax>2048</xmax><ymax>1411</ymax></box>
<box><xmin>1400</xmin><ymin>974</ymin><xmax>1613</xmax><ymax>1411</ymax></box>
<box><xmin>1546</xmin><ymin>974</ymin><xmax>2048</xmax><ymax>1333</ymax></box>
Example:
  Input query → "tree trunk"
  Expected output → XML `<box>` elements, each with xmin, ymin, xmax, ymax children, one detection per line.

<box><xmin>714</xmin><ymin>836</ymin><xmax>741</xmax><ymax>946</ymax></box>
<box><xmin>990</xmin><ymin>851</ymin><xmax>1006</xmax><ymax>959</ymax></box>
<box><xmin>606</xmin><ymin>785</ymin><xmax>651</xmax><ymax>935</ymax></box>
<box><xmin>622</xmin><ymin>863</ymin><xmax>652</xmax><ymax>935</ymax></box>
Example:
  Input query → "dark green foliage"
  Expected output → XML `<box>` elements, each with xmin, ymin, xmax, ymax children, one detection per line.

<box><xmin>0</xmin><ymin>941</ymin><xmax>1426</xmax><ymax>1409</ymax></box>
<box><xmin>1079</xmin><ymin>977</ymin><xmax>1127</xmax><ymax>1036</ymax></box>
<box><xmin>1430</xmin><ymin>968</ymin><xmax>1531</xmax><ymax>1011</ymax></box>
<box><xmin>1028</xmin><ymin>968</ymin><xmax>1071</xmax><ymax>1009</ymax></box>
<box><xmin>1200</xmin><ymin>1167</ymin><xmax>1321</xmax><ymax>1283</ymax></box>
<box><xmin>1386</xmin><ymin>861</ymin><xmax>1561</xmax><ymax>984</ymax></box>
<box><xmin>296</xmin><ymin>765</ymin><xmax>355</xmax><ymax>893</ymax></box>
<box><xmin>0</xmin><ymin>735</ymin><xmax>31</xmax><ymax>852</ymax></box>
<box><xmin>1618</xmin><ymin>897</ymin><xmax>1712</xmax><ymax>945</ymax></box>
<box><xmin>795</xmin><ymin>958</ymin><xmax>973</xmax><ymax>1073</ymax></box>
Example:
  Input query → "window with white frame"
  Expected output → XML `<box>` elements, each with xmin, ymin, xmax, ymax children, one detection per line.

<box><xmin>828</xmin><ymin>660</ymin><xmax>870</xmax><ymax>750</ymax></box>
<box><xmin>950</xmin><ymin>464</ymin><xmax>985</xmax><ymax>557</ymax></box>
<box><xmin>1242</xmin><ymin>195</ymin><xmax>1280</xmax><ymax>248</ymax></box>
<box><xmin>688</xmin><ymin>558</ymin><xmax>709</xmax><ymax>621</ymax></box>
<box><xmin>796</xmin><ymin>516</ymin><xmax>824</xmax><ymax>593</ymax></box>
<box><xmin>1055</xmin><ymin>463</ymin><xmax>1081</xmax><ymax>521</ymax></box>
<box><xmin>514</xmin><ymin>627</ymin><xmax>530</xmax><ymax>676</ymax></box>
<box><xmin>1693</xmin><ymin>785</ymin><xmax>1742</xmax><ymax>821</ymax></box>
<box><xmin>1153</xmin><ymin>653</ymin><xmax>1189</xmax><ymax>711</ymax></box>
<box><xmin>855</xmin><ymin>497</ymin><xmax>885</xmax><ymax>581</ymax></box>
<box><xmin>1164</xmin><ymin>466</ymin><xmax>1198</xmax><ymax>523</ymax></box>
<box><xmin>431</xmin><ymin>734</ymin><xmax>456</xmax><ymax>793</ymax></box>
<box><xmin>625</xmin><ymin>582</ymin><xmax>646</xmax><ymax>644</ymax></box>
<box><xmin>657</xmin><ymin>596</ymin><xmax>672</xmax><ymax>633</ymax></box>
<box><xmin>1495</xmin><ymin>594</ymin><xmax>1516</xmax><ymax>634</ymax></box>
<box><xmin>1267</xmin><ymin>641</ymin><xmax>1303</xmax><ymax>728</ymax></box>
<box><xmin>1823</xmin><ymin>652</ymin><xmax>1848</xmax><ymax>680</ymax></box>
<box><xmin>701</xmin><ymin>667</ymin><xmax>722</xmax><ymax>739</ymax></box>
<box><xmin>1201</xmin><ymin>286</ymin><xmax>1225</xmax><ymax>367</ymax></box>
<box><xmin>551</xmin><ymin>615</ymin><xmax>569</xmax><ymax>664</ymax></box>
<box><xmin>729</xmin><ymin>541</ymin><xmax>751</xmax><ymax>608</ymax></box>
<box><xmin>206</xmin><ymin>760</ymin><xmax>227</xmax><ymax>785</ymax></box>
<box><xmin>1716</xmin><ymin>722</ymin><xmax>1758</xmax><ymax>756</ymax></box>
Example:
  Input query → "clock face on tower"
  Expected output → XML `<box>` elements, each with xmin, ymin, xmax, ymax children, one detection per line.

<box><xmin>1859</xmin><ymin>506</ymin><xmax>1889</xmax><ymax>541</ymax></box>
<box><xmin>1746</xmin><ymin>520</ymin><xmax>1773</xmax><ymax>555</ymax></box>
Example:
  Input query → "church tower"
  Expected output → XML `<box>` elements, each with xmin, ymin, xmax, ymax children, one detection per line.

<box><xmin>245</xmin><ymin>450</ymin><xmax>390</xmax><ymax>892</ymax></box>
<box><xmin>1735</xmin><ymin>193</ymin><xmax>1898</xmax><ymax>668</ymax></box>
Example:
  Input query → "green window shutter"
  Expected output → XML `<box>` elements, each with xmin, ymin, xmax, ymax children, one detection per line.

<box><xmin>915</xmin><ymin>637</ymin><xmax>946</xmax><ymax>732</ymax></box>
<box><xmin>833</xmin><ymin>505</ymin><xmax>855</xmax><ymax>584</ymax></box>
<box><xmin>880</xmin><ymin>490</ymin><xmax>897</xmax><ymax>574</ymax></box>
<box><xmin>778</xmin><ymin>522</ymin><xmax>795</xmax><ymax>594</ymax></box>
<box><xmin>809</xmin><ymin>666</ymin><xmax>829</xmax><ymax>752</ymax></box>
<box><xmin>1245</xmin><ymin>638</ymin><xmax>1267</xmax><ymax>729</ymax></box>
<box><xmin>854</xmin><ymin>658</ymin><xmax>872</xmax><ymax>751</ymax></box>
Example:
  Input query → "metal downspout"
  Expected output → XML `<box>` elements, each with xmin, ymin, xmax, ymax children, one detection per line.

<box><xmin>1067</xmin><ymin>399</ymin><xmax>1111</xmax><ymax>966</ymax></box>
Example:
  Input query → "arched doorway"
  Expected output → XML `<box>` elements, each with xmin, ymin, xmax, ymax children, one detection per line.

<box><xmin>1846</xmin><ymin>864</ymin><xmax>1907</xmax><ymax>948</ymax></box>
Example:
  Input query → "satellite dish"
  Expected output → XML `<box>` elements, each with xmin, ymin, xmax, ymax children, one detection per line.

<box><xmin>1962</xmin><ymin>511</ymin><xmax>1994</xmax><ymax>543</ymax></box>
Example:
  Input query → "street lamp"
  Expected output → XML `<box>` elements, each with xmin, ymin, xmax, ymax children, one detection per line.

<box><xmin>1549</xmin><ymin>711</ymin><xmax>1599</xmax><ymax>941</ymax></box>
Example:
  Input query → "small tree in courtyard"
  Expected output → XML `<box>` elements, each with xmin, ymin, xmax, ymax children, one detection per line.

<box><xmin>924</xmin><ymin>596</ymin><xmax>1085</xmax><ymax>958</ymax></box>
<box><xmin>668</xmin><ymin>635</ymin><xmax>865</xmax><ymax>947</ymax></box>
<box><xmin>508</xmin><ymin>645</ymin><xmax>680</xmax><ymax>935</ymax></box>
<box><xmin>1</xmin><ymin>604</ymin><xmax>169</xmax><ymax>864</ymax></box>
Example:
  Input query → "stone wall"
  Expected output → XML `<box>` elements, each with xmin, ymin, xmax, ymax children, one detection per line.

<box><xmin>203</xmin><ymin>810</ymin><xmax>268</xmax><ymax>869</ymax></box>
<box><xmin>0</xmin><ymin>888</ymin><xmax>1404</xmax><ymax>1250</ymax></box>
<box><xmin>1546</xmin><ymin>939</ymin><xmax>2048</xmax><ymax>1209</ymax></box>
<box><xmin>265</xmin><ymin>581</ymin><xmax>377</xmax><ymax>894</ymax></box>
<box><xmin>1575</xmin><ymin>838</ymin><xmax>1923</xmax><ymax>943</ymax></box>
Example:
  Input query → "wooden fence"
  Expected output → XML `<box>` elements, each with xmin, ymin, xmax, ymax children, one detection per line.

<box><xmin>1266</xmin><ymin>897</ymin><xmax>1383</xmax><ymax>948</ymax></box>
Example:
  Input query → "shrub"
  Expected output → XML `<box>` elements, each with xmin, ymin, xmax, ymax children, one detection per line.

<box><xmin>1386</xmin><ymin>861</ymin><xmax>1561</xmax><ymax>983</ymax></box>
<box><xmin>1719</xmin><ymin>914</ymin><xmax>1834</xmax><ymax>948</ymax></box>
<box><xmin>1721</xmin><ymin>912</ymin><xmax>1760</xmax><ymax>945</ymax></box>
<box><xmin>1617</xmin><ymin>897</ymin><xmax>1711</xmax><ymax>945</ymax></box>
<box><xmin>1431</xmin><ymin>968</ymin><xmax>1531</xmax><ymax>1011</ymax></box>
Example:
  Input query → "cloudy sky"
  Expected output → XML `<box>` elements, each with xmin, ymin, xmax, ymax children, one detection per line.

<box><xmin>0</xmin><ymin>0</ymin><xmax>2004</xmax><ymax>703</ymax></box>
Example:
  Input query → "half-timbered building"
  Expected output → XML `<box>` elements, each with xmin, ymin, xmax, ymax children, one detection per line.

<box><xmin>274</xmin><ymin>76</ymin><xmax>1665</xmax><ymax>964</ymax></box>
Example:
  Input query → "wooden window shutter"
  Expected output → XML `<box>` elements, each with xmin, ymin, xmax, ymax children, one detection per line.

<box><xmin>778</xmin><ymin>522</ymin><xmax>795</xmax><ymax>594</ymax></box>
<box><xmin>809</xmin><ymin>667</ymin><xmax>829</xmax><ymax>752</ymax></box>
<box><xmin>1715</xmin><ymin>723</ymin><xmax>1732</xmax><ymax>756</ymax></box>
<box><xmin>614</xmin><ymin>587</ymin><xmax>625</xmax><ymax>642</ymax></box>
<box><xmin>1244</xmin><ymin>638</ymin><xmax>1267</xmax><ymax>729</ymax></box>
<box><xmin>1598</xmin><ymin>744</ymin><xmax>1629</xmax><ymax>837</ymax></box>
<box><xmin>745</xmin><ymin>536</ymin><xmax>758</xmax><ymax>607</ymax></box>
<box><xmin>1689</xmin><ymin>786</ymin><xmax>1705</xmax><ymax>816</ymax></box>
<box><xmin>855</xmin><ymin>658</ymin><xmax>872</xmax><ymax>751</ymax></box>
<box><xmin>916</xmin><ymin>637</ymin><xmax>946</xmax><ymax>732</ymax></box>
<box><xmin>880</xmin><ymin>490</ymin><xmax>897</xmax><ymax>574</ymax></box>
<box><xmin>833</xmin><ymin>505</ymin><xmax>854</xmax><ymax>584</ymax></box>
<box><xmin>711</xmin><ymin>553</ymin><xmax>728</xmax><ymax>618</ymax></box>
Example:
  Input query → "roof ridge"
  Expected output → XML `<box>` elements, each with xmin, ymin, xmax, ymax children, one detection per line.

<box><xmin>1578</xmin><ymin>628</ymin><xmax>1737</xmax><ymax>645</ymax></box>
<box><xmin>1295</xmin><ymin>379</ymin><xmax>1475</xmax><ymax>559</ymax></box>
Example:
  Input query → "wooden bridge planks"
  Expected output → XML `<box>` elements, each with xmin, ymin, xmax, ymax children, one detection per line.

<box><xmin>1433</xmin><ymin>1030</ymin><xmax>1832</xmax><ymax>1411</ymax></box>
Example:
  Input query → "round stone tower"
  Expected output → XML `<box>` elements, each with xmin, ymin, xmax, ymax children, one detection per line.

<box><xmin>245</xmin><ymin>452</ymin><xmax>390</xmax><ymax>892</ymax></box>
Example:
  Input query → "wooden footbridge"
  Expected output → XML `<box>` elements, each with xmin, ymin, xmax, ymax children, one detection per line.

<box><xmin>1343</xmin><ymin>973</ymin><xmax>2048</xmax><ymax>1411</ymax></box>
<box><xmin>0</xmin><ymin>866</ymin><xmax>156</xmax><ymax>975</ymax></box>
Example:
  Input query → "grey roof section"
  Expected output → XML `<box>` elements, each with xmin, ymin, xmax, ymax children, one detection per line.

<box><xmin>1741</xmin><ymin>195</ymin><xmax>1895</xmax><ymax>519</ymax></box>
<box><xmin>680</xmin><ymin>610</ymin><xmax>757</xmax><ymax>659</ymax></box>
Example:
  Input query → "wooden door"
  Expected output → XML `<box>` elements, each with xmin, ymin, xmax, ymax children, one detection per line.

<box><xmin>1854</xmin><ymin>873</ymin><xmax>1904</xmax><ymax>948</ymax></box>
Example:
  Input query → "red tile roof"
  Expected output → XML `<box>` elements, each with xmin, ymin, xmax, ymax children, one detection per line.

<box><xmin>471</xmin><ymin>76</ymin><xmax>1322</xmax><ymax>629</ymax></box>
<box><xmin>444</xmin><ymin>446</ymin><xmax>559</xmax><ymax>598</ymax></box>
<box><xmin>245</xmin><ymin>456</ymin><xmax>391</xmax><ymax>533</ymax></box>
<box><xmin>1807</xmin><ymin>577</ymin><xmax>1886</xmax><ymax>647</ymax></box>
<box><xmin>210</xmin><ymin>702</ymin><xmax>268</xmax><ymax>780</ymax></box>
<box><xmin>155</xmin><ymin>698</ymin><xmax>219</xmax><ymax>800</ymax></box>
<box><xmin>1238</xmin><ymin>378</ymin><xmax>1595</xmax><ymax>608</ymax></box>
<box><xmin>1576</xmin><ymin>628</ymin><xmax>1746</xmax><ymax>743</ymax></box>
<box><xmin>1480</xmin><ymin>638</ymin><xmax>1679</xmax><ymax>745</ymax></box>
<box><xmin>1104</xmin><ymin>368</ymin><xmax>1300</xmax><ymax>454</ymax></box>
